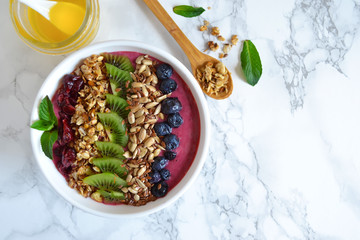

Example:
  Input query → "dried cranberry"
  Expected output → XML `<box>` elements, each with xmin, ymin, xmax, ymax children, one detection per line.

<box><xmin>62</xmin><ymin>105</ymin><xmax>75</xmax><ymax>115</ymax></box>
<box><xmin>63</xmin><ymin>74</ymin><xmax>83</xmax><ymax>94</ymax></box>
<box><xmin>59</xmin><ymin>112</ymin><xmax>70</xmax><ymax>121</ymax></box>
<box><xmin>72</xmin><ymin>77</ymin><xmax>84</xmax><ymax>93</ymax></box>
<box><xmin>62</xmin><ymin>147</ymin><xmax>75</xmax><ymax>168</ymax></box>
<box><xmin>68</xmin><ymin>97</ymin><xmax>77</xmax><ymax>106</ymax></box>
<box><xmin>57</xmin><ymin>92</ymin><xmax>66</xmax><ymax>106</ymax></box>
<box><xmin>53</xmin><ymin>141</ymin><xmax>63</xmax><ymax>157</ymax></box>
<box><xmin>61</xmin><ymin>119</ymin><xmax>74</xmax><ymax>144</ymax></box>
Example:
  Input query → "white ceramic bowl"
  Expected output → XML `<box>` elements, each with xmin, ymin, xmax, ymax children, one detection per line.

<box><xmin>30</xmin><ymin>40</ymin><xmax>210</xmax><ymax>217</ymax></box>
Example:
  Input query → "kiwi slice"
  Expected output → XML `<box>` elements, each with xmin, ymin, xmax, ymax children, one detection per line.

<box><xmin>92</xmin><ymin>157</ymin><xmax>128</xmax><ymax>178</ymax></box>
<box><xmin>102</xmin><ymin>53</ymin><xmax>135</xmax><ymax>72</ymax></box>
<box><xmin>83</xmin><ymin>172</ymin><xmax>127</xmax><ymax>191</ymax></box>
<box><xmin>105</xmin><ymin>63</ymin><xmax>133</xmax><ymax>98</ymax></box>
<box><xmin>105</xmin><ymin>94</ymin><xmax>129</xmax><ymax>120</ymax></box>
<box><xmin>97</xmin><ymin>112</ymin><xmax>128</xmax><ymax>146</ymax></box>
<box><xmin>97</xmin><ymin>189</ymin><xmax>125</xmax><ymax>203</ymax></box>
<box><xmin>95</xmin><ymin>141</ymin><xmax>125</xmax><ymax>159</ymax></box>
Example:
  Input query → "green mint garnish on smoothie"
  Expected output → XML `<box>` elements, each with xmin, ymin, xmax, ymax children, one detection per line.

<box><xmin>31</xmin><ymin>95</ymin><xmax>58</xmax><ymax>159</ymax></box>
<box><xmin>240</xmin><ymin>40</ymin><xmax>263</xmax><ymax>86</ymax></box>
<box><xmin>40</xmin><ymin>129</ymin><xmax>58</xmax><ymax>159</ymax></box>
<box><xmin>173</xmin><ymin>5</ymin><xmax>205</xmax><ymax>18</ymax></box>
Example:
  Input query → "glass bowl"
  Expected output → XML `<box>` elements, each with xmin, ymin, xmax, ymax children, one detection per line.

<box><xmin>9</xmin><ymin>0</ymin><xmax>100</xmax><ymax>55</ymax></box>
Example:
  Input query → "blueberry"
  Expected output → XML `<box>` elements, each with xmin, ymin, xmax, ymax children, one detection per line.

<box><xmin>154</xmin><ymin>122</ymin><xmax>172</xmax><ymax>136</ymax></box>
<box><xmin>152</xmin><ymin>156</ymin><xmax>169</xmax><ymax>171</ymax></box>
<box><xmin>161</xmin><ymin>97</ymin><xmax>182</xmax><ymax>114</ymax></box>
<box><xmin>156</xmin><ymin>63</ymin><xmax>173</xmax><ymax>80</ymax></box>
<box><xmin>151</xmin><ymin>181</ymin><xmax>169</xmax><ymax>197</ymax></box>
<box><xmin>164</xmin><ymin>151</ymin><xmax>177</xmax><ymax>160</ymax></box>
<box><xmin>167</xmin><ymin>112</ymin><xmax>183</xmax><ymax>128</ymax></box>
<box><xmin>160</xmin><ymin>169</ymin><xmax>171</xmax><ymax>181</ymax></box>
<box><xmin>149</xmin><ymin>171</ymin><xmax>162</xmax><ymax>184</ymax></box>
<box><xmin>163</xmin><ymin>134</ymin><xmax>180</xmax><ymax>150</ymax></box>
<box><xmin>159</xmin><ymin>78</ymin><xmax>177</xmax><ymax>94</ymax></box>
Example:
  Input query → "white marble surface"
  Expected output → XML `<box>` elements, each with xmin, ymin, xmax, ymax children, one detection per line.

<box><xmin>1</xmin><ymin>0</ymin><xmax>360</xmax><ymax>239</ymax></box>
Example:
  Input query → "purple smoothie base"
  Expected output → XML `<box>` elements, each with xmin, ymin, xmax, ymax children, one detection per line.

<box><xmin>115</xmin><ymin>51</ymin><xmax>201</xmax><ymax>192</ymax></box>
<box><xmin>52</xmin><ymin>51</ymin><xmax>201</xmax><ymax>199</ymax></box>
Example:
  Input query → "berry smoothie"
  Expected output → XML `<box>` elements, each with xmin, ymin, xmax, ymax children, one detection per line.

<box><xmin>111</xmin><ymin>51</ymin><xmax>201</xmax><ymax>192</ymax></box>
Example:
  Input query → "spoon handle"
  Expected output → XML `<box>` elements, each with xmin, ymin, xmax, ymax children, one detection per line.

<box><xmin>142</xmin><ymin>0</ymin><xmax>204</xmax><ymax>71</ymax></box>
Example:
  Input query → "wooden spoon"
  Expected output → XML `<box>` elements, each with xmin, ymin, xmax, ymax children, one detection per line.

<box><xmin>143</xmin><ymin>0</ymin><xmax>233</xmax><ymax>100</ymax></box>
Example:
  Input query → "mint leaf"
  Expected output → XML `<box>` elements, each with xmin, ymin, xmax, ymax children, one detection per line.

<box><xmin>31</xmin><ymin>119</ymin><xmax>54</xmax><ymax>131</ymax></box>
<box><xmin>173</xmin><ymin>5</ymin><xmax>205</xmax><ymax>18</ymax></box>
<box><xmin>241</xmin><ymin>40</ymin><xmax>263</xmax><ymax>86</ymax></box>
<box><xmin>38</xmin><ymin>96</ymin><xmax>57</xmax><ymax>124</ymax></box>
<box><xmin>40</xmin><ymin>130</ymin><xmax>58</xmax><ymax>159</ymax></box>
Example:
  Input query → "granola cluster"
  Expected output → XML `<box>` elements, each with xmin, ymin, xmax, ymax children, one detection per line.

<box><xmin>196</xmin><ymin>61</ymin><xmax>230</xmax><ymax>96</ymax></box>
<box><xmin>67</xmin><ymin>55</ymin><xmax>111</xmax><ymax>197</ymax></box>
<box><xmin>199</xmin><ymin>20</ymin><xmax>239</xmax><ymax>58</ymax></box>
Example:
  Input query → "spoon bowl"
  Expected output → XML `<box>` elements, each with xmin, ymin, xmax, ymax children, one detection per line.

<box><xmin>143</xmin><ymin>0</ymin><xmax>233</xmax><ymax>100</ymax></box>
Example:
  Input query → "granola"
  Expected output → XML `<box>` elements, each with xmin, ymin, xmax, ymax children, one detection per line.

<box><xmin>196</xmin><ymin>61</ymin><xmax>230</xmax><ymax>96</ymax></box>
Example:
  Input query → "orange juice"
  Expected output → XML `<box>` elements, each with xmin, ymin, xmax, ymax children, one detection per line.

<box><xmin>28</xmin><ymin>0</ymin><xmax>86</xmax><ymax>43</ymax></box>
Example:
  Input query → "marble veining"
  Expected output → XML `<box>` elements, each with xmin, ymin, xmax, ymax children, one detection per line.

<box><xmin>1</xmin><ymin>0</ymin><xmax>360</xmax><ymax>239</ymax></box>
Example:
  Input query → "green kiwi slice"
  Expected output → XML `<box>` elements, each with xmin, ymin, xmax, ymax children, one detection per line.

<box><xmin>105</xmin><ymin>94</ymin><xmax>130</xmax><ymax>120</ymax></box>
<box><xmin>102</xmin><ymin>53</ymin><xmax>135</xmax><ymax>72</ymax></box>
<box><xmin>95</xmin><ymin>141</ymin><xmax>125</xmax><ymax>159</ymax></box>
<box><xmin>97</xmin><ymin>189</ymin><xmax>125</xmax><ymax>203</ymax></box>
<box><xmin>92</xmin><ymin>157</ymin><xmax>128</xmax><ymax>178</ymax></box>
<box><xmin>105</xmin><ymin>63</ymin><xmax>133</xmax><ymax>98</ymax></box>
<box><xmin>83</xmin><ymin>172</ymin><xmax>128</xmax><ymax>191</ymax></box>
<box><xmin>97</xmin><ymin>112</ymin><xmax>128</xmax><ymax>146</ymax></box>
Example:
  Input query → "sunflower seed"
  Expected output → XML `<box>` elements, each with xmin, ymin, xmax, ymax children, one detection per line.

<box><xmin>138</xmin><ymin>128</ymin><xmax>147</xmax><ymax>143</ymax></box>
<box><xmin>131</xmin><ymin>104</ymin><xmax>143</xmax><ymax>113</ymax></box>
<box><xmin>139</xmin><ymin>148</ymin><xmax>148</xmax><ymax>158</ymax></box>
<box><xmin>137</xmin><ymin>166</ymin><xmax>147</xmax><ymax>177</ymax></box>
<box><xmin>154</xmin><ymin>104</ymin><xmax>161</xmax><ymax>115</ymax></box>
<box><xmin>135</xmin><ymin>115</ymin><xmax>145</xmax><ymax>124</ymax></box>
<box><xmin>134</xmin><ymin>194</ymin><xmax>140</xmax><ymax>201</ymax></box>
<box><xmin>136</xmin><ymin>178</ymin><xmax>147</xmax><ymax>189</ymax></box>
<box><xmin>136</xmin><ymin>56</ymin><xmax>144</xmax><ymax>64</ymax></box>
<box><xmin>145</xmin><ymin>102</ymin><xmax>159</xmax><ymax>109</ymax></box>
<box><xmin>132</xmin><ymin>82</ymin><xmax>144</xmax><ymax>88</ymax></box>
<box><xmin>139</xmin><ymin>97</ymin><xmax>149</xmax><ymax>103</ymax></box>
<box><xmin>128</xmin><ymin>187</ymin><xmax>138</xmax><ymax>194</ymax></box>
<box><xmin>130</xmin><ymin>126</ymin><xmax>141</xmax><ymax>133</ymax></box>
<box><xmin>142</xmin><ymin>59</ymin><xmax>153</xmax><ymax>65</ymax></box>
<box><xmin>129</xmin><ymin>142</ymin><xmax>137</xmax><ymax>152</ymax></box>
<box><xmin>138</xmin><ymin>64</ymin><xmax>146</xmax><ymax>74</ymax></box>
<box><xmin>142</xmin><ymin>86</ymin><xmax>149</xmax><ymax>97</ymax></box>
<box><xmin>156</xmin><ymin>95</ymin><xmax>167</xmax><ymax>102</ymax></box>
<box><xmin>128</xmin><ymin>112</ymin><xmax>135</xmax><ymax>124</ymax></box>
<box><xmin>144</xmin><ymin>137</ymin><xmax>155</xmax><ymax>147</ymax></box>
<box><xmin>123</xmin><ymin>151</ymin><xmax>132</xmax><ymax>158</ymax></box>
<box><xmin>135</xmin><ymin>108</ymin><xmax>145</xmax><ymax>118</ymax></box>
<box><xmin>153</xmin><ymin>148</ymin><xmax>161</xmax><ymax>157</ymax></box>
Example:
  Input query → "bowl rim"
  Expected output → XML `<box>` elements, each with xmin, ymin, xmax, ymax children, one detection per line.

<box><xmin>30</xmin><ymin>40</ymin><xmax>210</xmax><ymax>218</ymax></box>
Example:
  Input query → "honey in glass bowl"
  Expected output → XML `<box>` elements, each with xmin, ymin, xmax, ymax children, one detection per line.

<box><xmin>9</xmin><ymin>0</ymin><xmax>100</xmax><ymax>55</ymax></box>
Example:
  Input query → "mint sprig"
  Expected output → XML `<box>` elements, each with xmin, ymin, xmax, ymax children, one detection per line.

<box><xmin>31</xmin><ymin>95</ymin><xmax>58</xmax><ymax>159</ymax></box>
<box><xmin>40</xmin><ymin>130</ymin><xmax>58</xmax><ymax>159</ymax></box>
<box><xmin>31</xmin><ymin>96</ymin><xmax>57</xmax><ymax>130</ymax></box>
<box><xmin>241</xmin><ymin>40</ymin><xmax>263</xmax><ymax>86</ymax></box>
<box><xmin>173</xmin><ymin>5</ymin><xmax>205</xmax><ymax>18</ymax></box>
<box><xmin>30</xmin><ymin>119</ymin><xmax>55</xmax><ymax>131</ymax></box>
